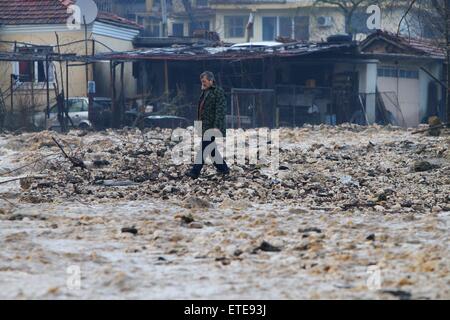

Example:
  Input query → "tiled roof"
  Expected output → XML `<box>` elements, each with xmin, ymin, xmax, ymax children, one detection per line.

<box><xmin>0</xmin><ymin>0</ymin><xmax>142</xmax><ymax>29</ymax></box>
<box><xmin>361</xmin><ymin>30</ymin><xmax>445</xmax><ymax>59</ymax></box>
<box><xmin>96</xmin><ymin>11</ymin><xmax>143</xmax><ymax>30</ymax></box>
<box><xmin>0</xmin><ymin>0</ymin><xmax>73</xmax><ymax>25</ymax></box>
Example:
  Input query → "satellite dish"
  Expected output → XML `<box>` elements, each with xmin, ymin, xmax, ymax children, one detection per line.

<box><xmin>67</xmin><ymin>0</ymin><xmax>98</xmax><ymax>29</ymax></box>
<box><xmin>76</xmin><ymin>0</ymin><xmax>99</xmax><ymax>24</ymax></box>
<box><xmin>67</xmin><ymin>0</ymin><xmax>98</xmax><ymax>30</ymax></box>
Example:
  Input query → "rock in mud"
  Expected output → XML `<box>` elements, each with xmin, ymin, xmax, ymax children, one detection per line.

<box><xmin>121</xmin><ymin>227</ymin><xmax>138</xmax><ymax>235</ymax></box>
<box><xmin>254</xmin><ymin>241</ymin><xmax>282</xmax><ymax>253</ymax></box>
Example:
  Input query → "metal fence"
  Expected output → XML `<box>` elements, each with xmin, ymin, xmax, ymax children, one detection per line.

<box><xmin>229</xmin><ymin>88</ymin><xmax>276</xmax><ymax>129</ymax></box>
<box><xmin>276</xmin><ymin>85</ymin><xmax>334</xmax><ymax>127</ymax></box>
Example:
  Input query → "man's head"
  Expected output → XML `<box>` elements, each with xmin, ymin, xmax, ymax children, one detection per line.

<box><xmin>200</xmin><ymin>71</ymin><xmax>215</xmax><ymax>90</ymax></box>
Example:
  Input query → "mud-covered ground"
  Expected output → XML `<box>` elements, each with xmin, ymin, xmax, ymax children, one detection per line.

<box><xmin>0</xmin><ymin>125</ymin><xmax>449</xmax><ymax>299</ymax></box>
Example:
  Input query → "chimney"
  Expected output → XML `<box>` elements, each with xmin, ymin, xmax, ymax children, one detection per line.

<box><xmin>146</xmin><ymin>0</ymin><xmax>154</xmax><ymax>12</ymax></box>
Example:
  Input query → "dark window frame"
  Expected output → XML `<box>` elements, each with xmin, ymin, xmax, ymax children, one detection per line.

<box><xmin>225</xmin><ymin>16</ymin><xmax>246</xmax><ymax>38</ymax></box>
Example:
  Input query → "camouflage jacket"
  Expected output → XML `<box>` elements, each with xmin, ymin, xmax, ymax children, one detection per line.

<box><xmin>198</xmin><ymin>85</ymin><xmax>227</xmax><ymax>137</ymax></box>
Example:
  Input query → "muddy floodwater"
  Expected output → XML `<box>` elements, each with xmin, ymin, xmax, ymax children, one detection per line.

<box><xmin>0</xmin><ymin>125</ymin><xmax>449</xmax><ymax>299</ymax></box>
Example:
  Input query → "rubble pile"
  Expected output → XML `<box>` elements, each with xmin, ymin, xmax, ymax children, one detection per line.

<box><xmin>0</xmin><ymin>125</ymin><xmax>449</xmax><ymax>299</ymax></box>
<box><xmin>4</xmin><ymin>124</ymin><xmax>449</xmax><ymax>213</ymax></box>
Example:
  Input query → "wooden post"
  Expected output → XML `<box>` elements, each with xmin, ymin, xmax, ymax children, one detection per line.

<box><xmin>92</xmin><ymin>39</ymin><xmax>96</xmax><ymax>85</ymax></box>
<box><xmin>164</xmin><ymin>60</ymin><xmax>169</xmax><ymax>96</ymax></box>
<box><xmin>84</xmin><ymin>16</ymin><xmax>89</xmax><ymax>96</ymax></box>
<box><xmin>65</xmin><ymin>60</ymin><xmax>69</xmax><ymax>132</ymax></box>
<box><xmin>120</xmin><ymin>62</ymin><xmax>125</xmax><ymax>127</ymax></box>
<box><xmin>10</xmin><ymin>74</ymin><xmax>13</xmax><ymax>113</ymax></box>
<box><xmin>31</xmin><ymin>58</ymin><xmax>35</xmax><ymax>116</ymax></box>
<box><xmin>231</xmin><ymin>88</ymin><xmax>234</xmax><ymax>129</ymax></box>
<box><xmin>46</xmin><ymin>55</ymin><xmax>50</xmax><ymax>124</ymax></box>
<box><xmin>111</xmin><ymin>61</ymin><xmax>118</xmax><ymax>128</ymax></box>
<box><xmin>55</xmin><ymin>33</ymin><xmax>64</xmax><ymax>96</ymax></box>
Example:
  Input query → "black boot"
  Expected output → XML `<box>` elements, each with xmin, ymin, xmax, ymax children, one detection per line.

<box><xmin>185</xmin><ymin>169</ymin><xmax>200</xmax><ymax>179</ymax></box>
<box><xmin>216</xmin><ymin>164</ymin><xmax>230</xmax><ymax>176</ymax></box>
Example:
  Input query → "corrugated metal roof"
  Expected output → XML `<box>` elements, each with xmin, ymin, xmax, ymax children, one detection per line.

<box><xmin>94</xmin><ymin>41</ymin><xmax>357</xmax><ymax>61</ymax></box>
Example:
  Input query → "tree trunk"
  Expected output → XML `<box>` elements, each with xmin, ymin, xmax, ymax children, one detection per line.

<box><xmin>345</xmin><ymin>7</ymin><xmax>357</xmax><ymax>36</ymax></box>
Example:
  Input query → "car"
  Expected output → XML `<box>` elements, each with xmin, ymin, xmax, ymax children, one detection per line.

<box><xmin>33</xmin><ymin>97</ymin><xmax>111</xmax><ymax>130</ymax></box>
<box><xmin>229</xmin><ymin>41</ymin><xmax>283</xmax><ymax>51</ymax></box>
<box><xmin>124</xmin><ymin>105</ymin><xmax>155</xmax><ymax>127</ymax></box>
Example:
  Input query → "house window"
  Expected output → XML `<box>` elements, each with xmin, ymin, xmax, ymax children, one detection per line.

<box><xmin>14</xmin><ymin>46</ymin><xmax>54</xmax><ymax>83</ymax></box>
<box><xmin>294</xmin><ymin>16</ymin><xmax>309</xmax><ymax>41</ymax></box>
<box><xmin>196</xmin><ymin>0</ymin><xmax>208</xmax><ymax>7</ymax></box>
<box><xmin>95</xmin><ymin>0</ymin><xmax>113</xmax><ymax>12</ymax></box>
<box><xmin>172</xmin><ymin>23</ymin><xmax>184</xmax><ymax>37</ymax></box>
<box><xmin>378</xmin><ymin>67</ymin><xmax>419</xmax><ymax>79</ymax></box>
<box><xmin>399</xmin><ymin>69</ymin><xmax>419</xmax><ymax>79</ymax></box>
<box><xmin>224</xmin><ymin>16</ymin><xmax>246</xmax><ymax>38</ymax></box>
<box><xmin>189</xmin><ymin>20</ymin><xmax>210</xmax><ymax>36</ymax></box>
<box><xmin>263</xmin><ymin>17</ymin><xmax>277</xmax><ymax>41</ymax></box>
<box><xmin>144</xmin><ymin>20</ymin><xmax>161</xmax><ymax>37</ymax></box>
<box><xmin>263</xmin><ymin>16</ymin><xmax>310</xmax><ymax>41</ymax></box>
<box><xmin>279</xmin><ymin>16</ymin><xmax>293</xmax><ymax>38</ymax></box>
<box><xmin>378</xmin><ymin>67</ymin><xmax>395</xmax><ymax>78</ymax></box>
<box><xmin>18</xmin><ymin>60</ymin><xmax>33</xmax><ymax>82</ymax></box>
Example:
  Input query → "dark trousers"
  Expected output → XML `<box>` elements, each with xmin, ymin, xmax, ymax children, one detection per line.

<box><xmin>191</xmin><ymin>138</ymin><xmax>229</xmax><ymax>174</ymax></box>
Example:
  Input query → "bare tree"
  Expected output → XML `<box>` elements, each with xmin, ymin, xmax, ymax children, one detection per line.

<box><xmin>314</xmin><ymin>0</ymin><xmax>384</xmax><ymax>34</ymax></box>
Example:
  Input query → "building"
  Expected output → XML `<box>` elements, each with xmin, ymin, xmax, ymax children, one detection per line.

<box><xmin>94</xmin><ymin>0</ymin><xmax>147</xmax><ymax>22</ymax></box>
<box><xmin>209</xmin><ymin>0</ymin><xmax>430</xmax><ymax>44</ymax></box>
<box><xmin>360</xmin><ymin>30</ymin><xmax>445</xmax><ymax>127</ymax></box>
<box><xmin>129</xmin><ymin>0</ymin><xmax>215</xmax><ymax>38</ymax></box>
<box><xmin>100</xmin><ymin>39</ymin><xmax>367</xmax><ymax>128</ymax></box>
<box><xmin>94</xmin><ymin>1</ymin><xmax>435</xmax><ymax>45</ymax></box>
<box><xmin>0</xmin><ymin>0</ymin><xmax>142</xmax><ymax>115</ymax></box>
<box><xmin>95</xmin><ymin>30</ymin><xmax>444</xmax><ymax>129</ymax></box>
<box><xmin>94</xmin><ymin>1</ymin><xmax>437</xmax><ymax>45</ymax></box>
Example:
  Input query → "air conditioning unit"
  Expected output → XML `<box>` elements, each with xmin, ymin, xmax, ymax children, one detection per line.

<box><xmin>317</xmin><ymin>16</ymin><xmax>333</xmax><ymax>28</ymax></box>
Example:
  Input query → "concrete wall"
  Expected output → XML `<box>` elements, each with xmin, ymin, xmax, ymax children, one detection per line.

<box><xmin>92</xmin><ymin>34</ymin><xmax>137</xmax><ymax>99</ymax></box>
<box><xmin>376</xmin><ymin>59</ymin><xmax>443</xmax><ymax>127</ymax></box>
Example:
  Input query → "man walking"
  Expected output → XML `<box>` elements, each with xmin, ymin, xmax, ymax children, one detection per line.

<box><xmin>186</xmin><ymin>71</ymin><xmax>230</xmax><ymax>179</ymax></box>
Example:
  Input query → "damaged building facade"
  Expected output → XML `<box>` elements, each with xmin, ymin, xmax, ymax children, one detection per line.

<box><xmin>110</xmin><ymin>30</ymin><xmax>443</xmax><ymax>128</ymax></box>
